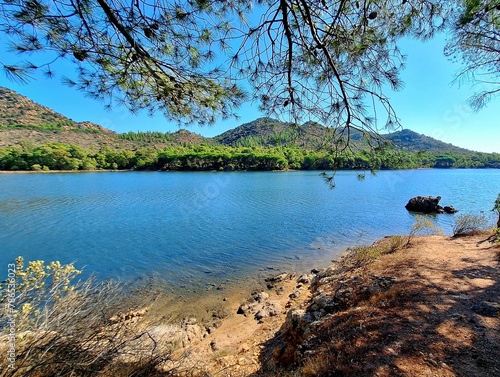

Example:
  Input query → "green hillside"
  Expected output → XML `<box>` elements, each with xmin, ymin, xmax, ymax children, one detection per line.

<box><xmin>1</xmin><ymin>86</ymin><xmax>499</xmax><ymax>172</ymax></box>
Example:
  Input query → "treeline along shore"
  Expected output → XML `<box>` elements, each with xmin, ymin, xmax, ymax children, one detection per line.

<box><xmin>1</xmin><ymin>142</ymin><xmax>500</xmax><ymax>172</ymax></box>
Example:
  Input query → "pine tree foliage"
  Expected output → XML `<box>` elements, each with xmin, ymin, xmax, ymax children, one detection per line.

<box><xmin>445</xmin><ymin>0</ymin><xmax>500</xmax><ymax>109</ymax></box>
<box><xmin>0</xmin><ymin>1</ymin><xmax>478</xmax><ymax>138</ymax></box>
<box><xmin>0</xmin><ymin>0</ymin><xmax>250</xmax><ymax>126</ymax></box>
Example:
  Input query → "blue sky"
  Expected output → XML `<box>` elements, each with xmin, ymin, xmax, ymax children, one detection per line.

<box><xmin>0</xmin><ymin>33</ymin><xmax>498</xmax><ymax>153</ymax></box>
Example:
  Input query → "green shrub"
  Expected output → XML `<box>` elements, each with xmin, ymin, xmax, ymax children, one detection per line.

<box><xmin>493</xmin><ymin>193</ymin><xmax>500</xmax><ymax>229</ymax></box>
<box><xmin>453</xmin><ymin>213</ymin><xmax>489</xmax><ymax>236</ymax></box>
<box><xmin>0</xmin><ymin>257</ymin><xmax>174</xmax><ymax>376</ymax></box>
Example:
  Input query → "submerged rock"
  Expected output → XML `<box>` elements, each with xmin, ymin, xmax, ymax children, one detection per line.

<box><xmin>443</xmin><ymin>205</ymin><xmax>458</xmax><ymax>214</ymax></box>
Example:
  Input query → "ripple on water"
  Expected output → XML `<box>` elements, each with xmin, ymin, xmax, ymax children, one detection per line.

<box><xmin>0</xmin><ymin>170</ymin><xmax>499</xmax><ymax>291</ymax></box>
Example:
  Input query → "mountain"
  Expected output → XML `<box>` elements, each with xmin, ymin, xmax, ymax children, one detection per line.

<box><xmin>0</xmin><ymin>86</ymin><xmax>72</xmax><ymax>126</ymax></box>
<box><xmin>384</xmin><ymin>129</ymin><xmax>472</xmax><ymax>154</ymax></box>
<box><xmin>0</xmin><ymin>86</ymin><xmax>482</xmax><ymax>154</ymax></box>
<box><xmin>214</xmin><ymin>117</ymin><xmax>359</xmax><ymax>150</ymax></box>
<box><xmin>215</xmin><ymin>117</ymin><xmax>475</xmax><ymax>154</ymax></box>
<box><xmin>0</xmin><ymin>86</ymin><xmax>209</xmax><ymax>149</ymax></box>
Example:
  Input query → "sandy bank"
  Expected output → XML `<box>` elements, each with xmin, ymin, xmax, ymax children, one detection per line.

<box><xmin>145</xmin><ymin>232</ymin><xmax>499</xmax><ymax>376</ymax></box>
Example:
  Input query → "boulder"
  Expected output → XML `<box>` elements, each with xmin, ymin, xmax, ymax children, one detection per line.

<box><xmin>443</xmin><ymin>205</ymin><xmax>458</xmax><ymax>214</ymax></box>
<box><xmin>405</xmin><ymin>196</ymin><xmax>442</xmax><ymax>213</ymax></box>
<box><xmin>255</xmin><ymin>301</ymin><xmax>284</xmax><ymax>321</ymax></box>
<box><xmin>405</xmin><ymin>196</ymin><xmax>458</xmax><ymax>214</ymax></box>
<box><xmin>297</xmin><ymin>274</ymin><xmax>314</xmax><ymax>284</ymax></box>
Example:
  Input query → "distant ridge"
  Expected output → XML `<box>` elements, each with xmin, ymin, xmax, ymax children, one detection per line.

<box><xmin>385</xmin><ymin>129</ymin><xmax>473</xmax><ymax>154</ymax></box>
<box><xmin>214</xmin><ymin>117</ymin><xmax>476</xmax><ymax>154</ymax></box>
<box><xmin>0</xmin><ymin>86</ymin><xmax>483</xmax><ymax>154</ymax></box>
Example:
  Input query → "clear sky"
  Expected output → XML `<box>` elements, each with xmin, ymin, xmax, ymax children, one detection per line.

<box><xmin>0</xmin><ymin>33</ymin><xmax>498</xmax><ymax>153</ymax></box>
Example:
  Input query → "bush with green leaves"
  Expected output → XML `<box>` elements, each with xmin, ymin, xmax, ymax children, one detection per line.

<box><xmin>0</xmin><ymin>257</ymin><xmax>174</xmax><ymax>377</ymax></box>
<box><xmin>453</xmin><ymin>213</ymin><xmax>489</xmax><ymax>237</ymax></box>
<box><xmin>493</xmin><ymin>193</ymin><xmax>500</xmax><ymax>228</ymax></box>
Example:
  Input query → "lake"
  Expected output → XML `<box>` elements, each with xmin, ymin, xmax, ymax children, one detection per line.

<box><xmin>1</xmin><ymin>169</ymin><xmax>499</xmax><ymax>292</ymax></box>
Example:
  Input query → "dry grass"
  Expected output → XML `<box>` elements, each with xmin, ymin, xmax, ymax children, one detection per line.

<box><xmin>453</xmin><ymin>213</ymin><xmax>490</xmax><ymax>237</ymax></box>
<box><xmin>0</xmin><ymin>281</ymin><xmax>177</xmax><ymax>377</ymax></box>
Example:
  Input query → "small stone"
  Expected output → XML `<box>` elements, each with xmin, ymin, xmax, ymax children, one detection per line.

<box><xmin>254</xmin><ymin>291</ymin><xmax>270</xmax><ymax>303</ymax></box>
<box><xmin>206</xmin><ymin>326</ymin><xmax>216</xmax><ymax>334</ymax></box>
<box><xmin>237</xmin><ymin>304</ymin><xmax>249</xmax><ymax>315</ymax></box>
<box><xmin>255</xmin><ymin>309</ymin><xmax>269</xmax><ymax>320</ymax></box>
<box><xmin>210</xmin><ymin>340</ymin><xmax>219</xmax><ymax>351</ymax></box>
<box><xmin>297</xmin><ymin>274</ymin><xmax>314</xmax><ymax>284</ymax></box>
<box><xmin>266</xmin><ymin>301</ymin><xmax>284</xmax><ymax>316</ymax></box>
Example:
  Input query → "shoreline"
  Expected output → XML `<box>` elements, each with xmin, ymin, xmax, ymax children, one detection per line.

<box><xmin>138</xmin><ymin>232</ymin><xmax>499</xmax><ymax>376</ymax></box>
<box><xmin>2</xmin><ymin>232</ymin><xmax>498</xmax><ymax>376</ymax></box>
<box><xmin>2</xmin><ymin>167</ymin><xmax>500</xmax><ymax>175</ymax></box>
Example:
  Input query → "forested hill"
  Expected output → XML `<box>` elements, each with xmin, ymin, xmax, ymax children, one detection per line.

<box><xmin>0</xmin><ymin>86</ymin><xmax>209</xmax><ymax>149</ymax></box>
<box><xmin>214</xmin><ymin>117</ymin><xmax>475</xmax><ymax>155</ymax></box>
<box><xmin>385</xmin><ymin>129</ymin><xmax>472</xmax><ymax>154</ymax></box>
<box><xmin>0</xmin><ymin>86</ymin><xmax>483</xmax><ymax>154</ymax></box>
<box><xmin>1</xmin><ymin>86</ymin><xmax>499</xmax><ymax>172</ymax></box>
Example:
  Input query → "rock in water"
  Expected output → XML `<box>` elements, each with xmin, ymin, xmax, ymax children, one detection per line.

<box><xmin>443</xmin><ymin>205</ymin><xmax>458</xmax><ymax>214</ymax></box>
<box><xmin>405</xmin><ymin>196</ymin><xmax>442</xmax><ymax>213</ymax></box>
<box><xmin>405</xmin><ymin>196</ymin><xmax>457</xmax><ymax>214</ymax></box>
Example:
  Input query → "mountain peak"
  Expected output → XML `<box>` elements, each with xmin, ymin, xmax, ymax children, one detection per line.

<box><xmin>0</xmin><ymin>86</ymin><xmax>73</xmax><ymax>126</ymax></box>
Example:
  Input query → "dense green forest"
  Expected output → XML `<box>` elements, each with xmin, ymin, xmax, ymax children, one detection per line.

<box><xmin>0</xmin><ymin>142</ymin><xmax>499</xmax><ymax>172</ymax></box>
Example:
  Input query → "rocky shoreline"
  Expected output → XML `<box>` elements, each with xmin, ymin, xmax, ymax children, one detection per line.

<box><xmin>103</xmin><ymin>233</ymin><xmax>499</xmax><ymax>376</ymax></box>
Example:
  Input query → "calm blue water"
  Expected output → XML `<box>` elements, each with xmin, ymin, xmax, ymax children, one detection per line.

<box><xmin>1</xmin><ymin>170</ymin><xmax>499</xmax><ymax>290</ymax></box>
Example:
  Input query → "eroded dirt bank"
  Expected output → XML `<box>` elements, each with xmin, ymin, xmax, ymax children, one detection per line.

<box><xmin>151</xmin><ymin>233</ymin><xmax>499</xmax><ymax>376</ymax></box>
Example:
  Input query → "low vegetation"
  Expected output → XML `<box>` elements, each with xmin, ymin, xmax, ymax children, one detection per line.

<box><xmin>349</xmin><ymin>216</ymin><xmax>443</xmax><ymax>267</ymax></box>
<box><xmin>493</xmin><ymin>193</ymin><xmax>500</xmax><ymax>229</ymax></box>
<box><xmin>453</xmin><ymin>213</ymin><xmax>490</xmax><ymax>237</ymax></box>
<box><xmin>0</xmin><ymin>258</ymin><xmax>174</xmax><ymax>377</ymax></box>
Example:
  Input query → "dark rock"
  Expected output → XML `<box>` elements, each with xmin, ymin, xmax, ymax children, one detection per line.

<box><xmin>405</xmin><ymin>195</ymin><xmax>442</xmax><ymax>213</ymax></box>
<box><xmin>405</xmin><ymin>196</ymin><xmax>457</xmax><ymax>214</ymax></box>
<box><xmin>443</xmin><ymin>205</ymin><xmax>458</xmax><ymax>214</ymax></box>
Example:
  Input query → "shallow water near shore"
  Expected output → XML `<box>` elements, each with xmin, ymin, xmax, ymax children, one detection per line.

<box><xmin>1</xmin><ymin>169</ymin><xmax>499</xmax><ymax>293</ymax></box>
